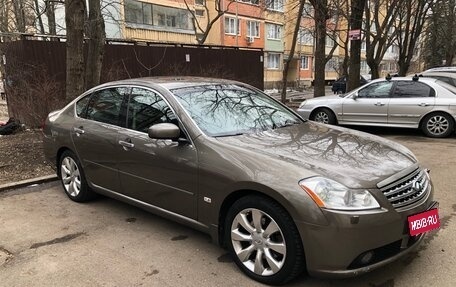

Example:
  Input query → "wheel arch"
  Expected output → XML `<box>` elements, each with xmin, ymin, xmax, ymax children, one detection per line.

<box><xmin>419</xmin><ymin>110</ymin><xmax>456</xmax><ymax>129</ymax></box>
<box><xmin>217</xmin><ymin>189</ymin><xmax>300</xmax><ymax>248</ymax></box>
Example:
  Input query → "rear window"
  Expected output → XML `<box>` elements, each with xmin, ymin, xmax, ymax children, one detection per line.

<box><xmin>436</xmin><ymin>80</ymin><xmax>456</xmax><ymax>95</ymax></box>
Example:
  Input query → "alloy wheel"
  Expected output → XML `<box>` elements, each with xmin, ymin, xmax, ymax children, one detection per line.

<box><xmin>230</xmin><ymin>208</ymin><xmax>286</xmax><ymax>276</ymax></box>
<box><xmin>60</xmin><ymin>156</ymin><xmax>82</xmax><ymax>197</ymax></box>
<box><xmin>314</xmin><ymin>111</ymin><xmax>330</xmax><ymax>124</ymax></box>
<box><xmin>426</xmin><ymin>115</ymin><xmax>449</xmax><ymax>136</ymax></box>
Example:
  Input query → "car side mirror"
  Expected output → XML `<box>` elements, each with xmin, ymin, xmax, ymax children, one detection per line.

<box><xmin>352</xmin><ymin>93</ymin><xmax>358</xmax><ymax>100</ymax></box>
<box><xmin>148</xmin><ymin>123</ymin><xmax>181</xmax><ymax>141</ymax></box>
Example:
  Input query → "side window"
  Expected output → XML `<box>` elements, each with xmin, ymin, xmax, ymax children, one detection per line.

<box><xmin>392</xmin><ymin>81</ymin><xmax>433</xmax><ymax>98</ymax></box>
<box><xmin>358</xmin><ymin>81</ymin><xmax>393</xmax><ymax>98</ymax></box>
<box><xmin>76</xmin><ymin>95</ymin><xmax>91</xmax><ymax>117</ymax></box>
<box><xmin>86</xmin><ymin>87</ymin><xmax>129</xmax><ymax>126</ymax></box>
<box><xmin>127</xmin><ymin>88</ymin><xmax>178</xmax><ymax>133</ymax></box>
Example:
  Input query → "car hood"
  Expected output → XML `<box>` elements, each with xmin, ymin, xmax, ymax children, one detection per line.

<box><xmin>215</xmin><ymin>122</ymin><xmax>417</xmax><ymax>189</ymax></box>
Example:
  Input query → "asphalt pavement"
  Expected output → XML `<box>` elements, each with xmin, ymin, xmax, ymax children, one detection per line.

<box><xmin>0</xmin><ymin>129</ymin><xmax>455</xmax><ymax>287</ymax></box>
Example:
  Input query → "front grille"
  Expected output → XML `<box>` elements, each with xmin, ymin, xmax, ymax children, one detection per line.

<box><xmin>380</xmin><ymin>169</ymin><xmax>430</xmax><ymax>209</ymax></box>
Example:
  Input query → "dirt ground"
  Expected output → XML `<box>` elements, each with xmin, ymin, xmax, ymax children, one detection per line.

<box><xmin>0</xmin><ymin>100</ymin><xmax>53</xmax><ymax>185</ymax></box>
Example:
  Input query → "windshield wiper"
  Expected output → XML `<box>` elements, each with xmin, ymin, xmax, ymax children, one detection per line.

<box><xmin>274</xmin><ymin>120</ymin><xmax>301</xmax><ymax>129</ymax></box>
<box><xmin>214</xmin><ymin>132</ymin><xmax>245</xmax><ymax>138</ymax></box>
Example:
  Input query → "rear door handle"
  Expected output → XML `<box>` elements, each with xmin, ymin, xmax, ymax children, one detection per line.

<box><xmin>119</xmin><ymin>140</ymin><xmax>134</xmax><ymax>149</ymax></box>
<box><xmin>73</xmin><ymin>127</ymin><xmax>85</xmax><ymax>136</ymax></box>
<box><xmin>374</xmin><ymin>102</ymin><xmax>385</xmax><ymax>106</ymax></box>
<box><xmin>418</xmin><ymin>103</ymin><xmax>430</xmax><ymax>107</ymax></box>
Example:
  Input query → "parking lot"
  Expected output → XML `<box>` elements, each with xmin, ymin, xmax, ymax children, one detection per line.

<box><xmin>1</xmin><ymin>127</ymin><xmax>455</xmax><ymax>287</ymax></box>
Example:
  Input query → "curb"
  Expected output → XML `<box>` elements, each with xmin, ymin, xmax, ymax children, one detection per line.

<box><xmin>0</xmin><ymin>174</ymin><xmax>58</xmax><ymax>192</ymax></box>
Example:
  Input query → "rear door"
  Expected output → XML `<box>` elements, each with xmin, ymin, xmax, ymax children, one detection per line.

<box><xmin>342</xmin><ymin>81</ymin><xmax>393</xmax><ymax>124</ymax></box>
<box><xmin>388</xmin><ymin>81</ymin><xmax>436</xmax><ymax>126</ymax></box>
<box><xmin>72</xmin><ymin>87</ymin><xmax>130</xmax><ymax>192</ymax></box>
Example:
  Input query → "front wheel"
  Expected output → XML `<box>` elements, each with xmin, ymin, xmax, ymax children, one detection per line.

<box><xmin>421</xmin><ymin>113</ymin><xmax>454</xmax><ymax>138</ymax></box>
<box><xmin>310</xmin><ymin>108</ymin><xmax>337</xmax><ymax>125</ymax></box>
<box><xmin>59</xmin><ymin>150</ymin><xmax>95</xmax><ymax>202</ymax></box>
<box><xmin>225</xmin><ymin>196</ymin><xmax>305</xmax><ymax>285</ymax></box>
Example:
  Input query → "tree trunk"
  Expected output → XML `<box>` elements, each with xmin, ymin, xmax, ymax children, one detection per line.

<box><xmin>46</xmin><ymin>0</ymin><xmax>57</xmax><ymax>35</ymax></box>
<box><xmin>281</xmin><ymin>0</ymin><xmax>305</xmax><ymax>103</ymax></box>
<box><xmin>34</xmin><ymin>0</ymin><xmax>45</xmax><ymax>34</ymax></box>
<box><xmin>85</xmin><ymin>0</ymin><xmax>106</xmax><ymax>90</ymax></box>
<box><xmin>312</xmin><ymin>0</ymin><xmax>328</xmax><ymax>98</ymax></box>
<box><xmin>65</xmin><ymin>0</ymin><xmax>86</xmax><ymax>101</ymax></box>
<box><xmin>347</xmin><ymin>0</ymin><xmax>366</xmax><ymax>92</ymax></box>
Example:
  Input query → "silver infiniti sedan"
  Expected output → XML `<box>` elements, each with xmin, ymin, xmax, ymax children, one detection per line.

<box><xmin>297</xmin><ymin>77</ymin><xmax>456</xmax><ymax>137</ymax></box>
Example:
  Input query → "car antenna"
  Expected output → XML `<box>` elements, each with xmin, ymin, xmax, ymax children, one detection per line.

<box><xmin>386</xmin><ymin>74</ymin><xmax>392</xmax><ymax>81</ymax></box>
<box><xmin>412</xmin><ymin>74</ymin><xmax>419</xmax><ymax>81</ymax></box>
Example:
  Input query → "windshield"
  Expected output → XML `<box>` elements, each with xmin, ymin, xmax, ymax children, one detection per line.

<box><xmin>436</xmin><ymin>80</ymin><xmax>456</xmax><ymax>95</ymax></box>
<box><xmin>171</xmin><ymin>84</ymin><xmax>303</xmax><ymax>137</ymax></box>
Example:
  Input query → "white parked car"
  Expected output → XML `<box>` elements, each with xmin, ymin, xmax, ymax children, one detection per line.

<box><xmin>297</xmin><ymin>76</ymin><xmax>456</xmax><ymax>138</ymax></box>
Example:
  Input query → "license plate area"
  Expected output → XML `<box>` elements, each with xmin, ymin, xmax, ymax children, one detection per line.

<box><xmin>408</xmin><ymin>206</ymin><xmax>440</xmax><ymax>236</ymax></box>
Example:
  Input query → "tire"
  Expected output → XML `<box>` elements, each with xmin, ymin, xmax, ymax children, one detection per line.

<box><xmin>58</xmin><ymin>150</ymin><xmax>95</xmax><ymax>202</ymax></box>
<box><xmin>310</xmin><ymin>108</ymin><xmax>337</xmax><ymax>125</ymax></box>
<box><xmin>421</xmin><ymin>112</ymin><xmax>454</xmax><ymax>138</ymax></box>
<box><xmin>225</xmin><ymin>196</ymin><xmax>305</xmax><ymax>285</ymax></box>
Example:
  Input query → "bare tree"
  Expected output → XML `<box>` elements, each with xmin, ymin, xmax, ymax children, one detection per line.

<box><xmin>281</xmin><ymin>0</ymin><xmax>305</xmax><ymax>103</ymax></box>
<box><xmin>363</xmin><ymin>0</ymin><xmax>400</xmax><ymax>79</ymax></box>
<box><xmin>65</xmin><ymin>0</ymin><xmax>85</xmax><ymax>101</ymax></box>
<box><xmin>347</xmin><ymin>0</ymin><xmax>366</xmax><ymax>92</ymax></box>
<box><xmin>12</xmin><ymin>0</ymin><xmax>27</xmax><ymax>33</ymax></box>
<box><xmin>183</xmin><ymin>0</ymin><xmax>235</xmax><ymax>44</ymax></box>
<box><xmin>395</xmin><ymin>0</ymin><xmax>433</xmax><ymax>76</ymax></box>
<box><xmin>85</xmin><ymin>0</ymin><xmax>106</xmax><ymax>90</ymax></box>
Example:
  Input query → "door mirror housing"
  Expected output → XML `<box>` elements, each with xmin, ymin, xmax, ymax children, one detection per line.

<box><xmin>148</xmin><ymin>123</ymin><xmax>181</xmax><ymax>140</ymax></box>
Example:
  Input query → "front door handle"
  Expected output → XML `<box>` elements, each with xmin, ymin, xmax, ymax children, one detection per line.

<box><xmin>374</xmin><ymin>102</ymin><xmax>385</xmax><ymax>106</ymax></box>
<box><xmin>119</xmin><ymin>140</ymin><xmax>134</xmax><ymax>149</ymax></box>
<box><xmin>73</xmin><ymin>127</ymin><xmax>85</xmax><ymax>136</ymax></box>
<box><xmin>418</xmin><ymin>103</ymin><xmax>430</xmax><ymax>107</ymax></box>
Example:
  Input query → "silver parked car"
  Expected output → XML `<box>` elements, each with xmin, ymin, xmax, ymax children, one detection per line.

<box><xmin>43</xmin><ymin>77</ymin><xmax>438</xmax><ymax>285</ymax></box>
<box><xmin>298</xmin><ymin>77</ymin><xmax>456</xmax><ymax>137</ymax></box>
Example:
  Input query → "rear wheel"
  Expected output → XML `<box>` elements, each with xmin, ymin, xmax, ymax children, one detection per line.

<box><xmin>421</xmin><ymin>113</ymin><xmax>454</xmax><ymax>138</ymax></box>
<box><xmin>59</xmin><ymin>150</ymin><xmax>95</xmax><ymax>202</ymax></box>
<box><xmin>225</xmin><ymin>196</ymin><xmax>305</xmax><ymax>285</ymax></box>
<box><xmin>310</xmin><ymin>108</ymin><xmax>337</xmax><ymax>125</ymax></box>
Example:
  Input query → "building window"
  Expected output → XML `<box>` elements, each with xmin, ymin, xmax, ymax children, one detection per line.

<box><xmin>195</xmin><ymin>9</ymin><xmax>204</xmax><ymax>17</ymax></box>
<box><xmin>247</xmin><ymin>21</ymin><xmax>260</xmax><ymax>37</ymax></box>
<box><xmin>301</xmin><ymin>56</ymin><xmax>309</xmax><ymax>70</ymax></box>
<box><xmin>267</xmin><ymin>23</ymin><xmax>282</xmax><ymax>40</ymax></box>
<box><xmin>267</xmin><ymin>53</ymin><xmax>281</xmax><ymax>69</ymax></box>
<box><xmin>299</xmin><ymin>29</ymin><xmax>313</xmax><ymax>45</ymax></box>
<box><xmin>266</xmin><ymin>0</ymin><xmax>284</xmax><ymax>12</ymax></box>
<box><xmin>225</xmin><ymin>17</ymin><xmax>240</xmax><ymax>35</ymax></box>
<box><xmin>125</xmin><ymin>0</ymin><xmax>193</xmax><ymax>31</ymax></box>
<box><xmin>325</xmin><ymin>57</ymin><xmax>338</xmax><ymax>71</ymax></box>
<box><xmin>326</xmin><ymin>35</ymin><xmax>335</xmax><ymax>47</ymax></box>
<box><xmin>303</xmin><ymin>3</ymin><xmax>314</xmax><ymax>16</ymax></box>
<box><xmin>195</xmin><ymin>0</ymin><xmax>205</xmax><ymax>5</ymax></box>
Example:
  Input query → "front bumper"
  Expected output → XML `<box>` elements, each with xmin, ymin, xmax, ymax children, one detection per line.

<box><xmin>296</xmin><ymin>197</ymin><xmax>437</xmax><ymax>278</ymax></box>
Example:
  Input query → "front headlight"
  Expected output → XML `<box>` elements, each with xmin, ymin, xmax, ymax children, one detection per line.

<box><xmin>299</xmin><ymin>177</ymin><xmax>380</xmax><ymax>211</ymax></box>
<box><xmin>298</xmin><ymin>100</ymin><xmax>307</xmax><ymax>109</ymax></box>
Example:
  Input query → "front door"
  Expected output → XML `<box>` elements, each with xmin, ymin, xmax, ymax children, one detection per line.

<box><xmin>342</xmin><ymin>81</ymin><xmax>394</xmax><ymax>124</ymax></box>
<box><xmin>71</xmin><ymin>87</ymin><xmax>130</xmax><ymax>193</ymax></box>
<box><xmin>116</xmin><ymin>87</ymin><xmax>198</xmax><ymax>219</ymax></box>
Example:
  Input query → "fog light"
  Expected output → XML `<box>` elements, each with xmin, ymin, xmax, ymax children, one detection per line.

<box><xmin>360</xmin><ymin>251</ymin><xmax>374</xmax><ymax>265</ymax></box>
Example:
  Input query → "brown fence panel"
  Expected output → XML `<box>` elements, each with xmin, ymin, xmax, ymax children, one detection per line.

<box><xmin>0</xmin><ymin>39</ymin><xmax>264</xmax><ymax>126</ymax></box>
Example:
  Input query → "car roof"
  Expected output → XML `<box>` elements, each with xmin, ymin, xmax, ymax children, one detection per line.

<box><xmin>93</xmin><ymin>77</ymin><xmax>244</xmax><ymax>91</ymax></box>
<box><xmin>369</xmin><ymin>76</ymin><xmax>438</xmax><ymax>84</ymax></box>
<box><xmin>421</xmin><ymin>71</ymin><xmax>456</xmax><ymax>78</ymax></box>
<box><xmin>424</xmin><ymin>67</ymin><xmax>456</xmax><ymax>72</ymax></box>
